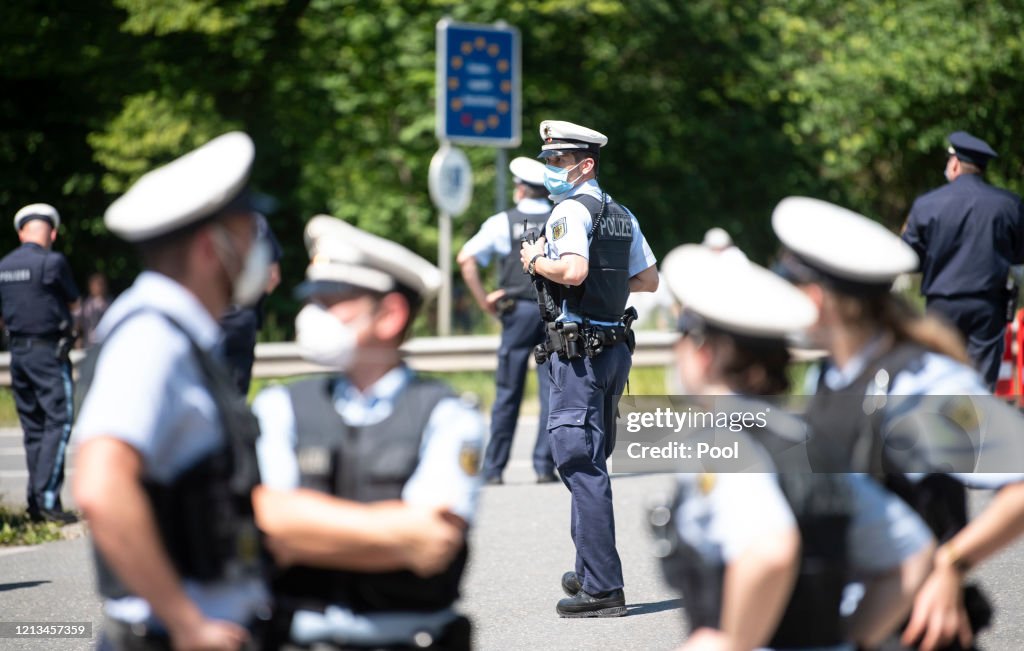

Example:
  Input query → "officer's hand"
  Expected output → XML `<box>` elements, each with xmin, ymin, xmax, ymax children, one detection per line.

<box><xmin>400</xmin><ymin>505</ymin><xmax>465</xmax><ymax>578</ymax></box>
<box><xmin>485</xmin><ymin>289</ymin><xmax>506</xmax><ymax>315</ymax></box>
<box><xmin>170</xmin><ymin>617</ymin><xmax>249</xmax><ymax>651</ymax></box>
<box><xmin>901</xmin><ymin>565</ymin><xmax>972</xmax><ymax>651</ymax></box>
<box><xmin>520</xmin><ymin>237</ymin><xmax>546</xmax><ymax>272</ymax></box>
<box><xmin>676</xmin><ymin>627</ymin><xmax>732</xmax><ymax>651</ymax></box>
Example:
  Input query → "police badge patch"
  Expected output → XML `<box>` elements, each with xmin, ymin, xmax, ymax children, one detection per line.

<box><xmin>459</xmin><ymin>442</ymin><xmax>481</xmax><ymax>476</ymax></box>
<box><xmin>551</xmin><ymin>218</ymin><xmax>567</xmax><ymax>240</ymax></box>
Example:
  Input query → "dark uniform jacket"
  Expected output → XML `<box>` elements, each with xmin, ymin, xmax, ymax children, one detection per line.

<box><xmin>903</xmin><ymin>174</ymin><xmax>1024</xmax><ymax>299</ymax></box>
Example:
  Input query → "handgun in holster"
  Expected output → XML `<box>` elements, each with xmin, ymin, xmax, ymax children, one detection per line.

<box><xmin>55</xmin><ymin>319</ymin><xmax>75</xmax><ymax>360</ymax></box>
<box><xmin>623</xmin><ymin>306</ymin><xmax>638</xmax><ymax>354</ymax></box>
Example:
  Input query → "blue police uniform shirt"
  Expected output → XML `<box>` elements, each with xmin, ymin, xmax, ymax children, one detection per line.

<box><xmin>252</xmin><ymin>366</ymin><xmax>484</xmax><ymax>646</ymax></box>
<box><xmin>461</xmin><ymin>197</ymin><xmax>551</xmax><ymax>266</ymax></box>
<box><xmin>902</xmin><ymin>174</ymin><xmax>1024</xmax><ymax>298</ymax></box>
<box><xmin>544</xmin><ymin>179</ymin><xmax>657</xmax><ymax>325</ymax></box>
<box><xmin>0</xmin><ymin>242</ymin><xmax>79</xmax><ymax>335</ymax></box>
<box><xmin>74</xmin><ymin>271</ymin><xmax>268</xmax><ymax>627</ymax></box>
<box><xmin>806</xmin><ymin>339</ymin><xmax>1024</xmax><ymax>488</ymax></box>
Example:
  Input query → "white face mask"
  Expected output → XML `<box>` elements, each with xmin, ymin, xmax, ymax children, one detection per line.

<box><xmin>233</xmin><ymin>239</ymin><xmax>271</xmax><ymax>306</ymax></box>
<box><xmin>295</xmin><ymin>303</ymin><xmax>363</xmax><ymax>370</ymax></box>
<box><xmin>212</xmin><ymin>223</ymin><xmax>271</xmax><ymax>306</ymax></box>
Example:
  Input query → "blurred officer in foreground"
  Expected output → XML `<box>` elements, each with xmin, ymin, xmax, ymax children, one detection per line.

<box><xmin>774</xmin><ymin>197</ymin><xmax>1024</xmax><ymax>651</ymax></box>
<box><xmin>519</xmin><ymin>120</ymin><xmax>659</xmax><ymax>617</ymax></box>
<box><xmin>219</xmin><ymin>213</ymin><xmax>282</xmax><ymax>395</ymax></box>
<box><xmin>0</xmin><ymin>203</ymin><xmax>79</xmax><ymax>523</ymax></box>
<box><xmin>656</xmin><ymin>244</ymin><xmax>934</xmax><ymax>651</ymax></box>
<box><xmin>457</xmin><ymin>156</ymin><xmax>555</xmax><ymax>485</ymax></box>
<box><xmin>74</xmin><ymin>132</ymin><xmax>272</xmax><ymax>651</ymax></box>
<box><xmin>252</xmin><ymin>215</ymin><xmax>483</xmax><ymax>650</ymax></box>
<box><xmin>901</xmin><ymin>131</ymin><xmax>1024</xmax><ymax>389</ymax></box>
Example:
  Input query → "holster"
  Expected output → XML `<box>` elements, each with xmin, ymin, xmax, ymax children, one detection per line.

<box><xmin>534</xmin><ymin>309</ymin><xmax>637</xmax><ymax>364</ymax></box>
<box><xmin>494</xmin><ymin>296</ymin><xmax>516</xmax><ymax>316</ymax></box>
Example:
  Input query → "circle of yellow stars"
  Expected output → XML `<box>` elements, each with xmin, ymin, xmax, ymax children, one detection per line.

<box><xmin>447</xmin><ymin>34</ymin><xmax>512</xmax><ymax>134</ymax></box>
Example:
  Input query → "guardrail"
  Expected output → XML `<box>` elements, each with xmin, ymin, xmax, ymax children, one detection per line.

<box><xmin>0</xmin><ymin>331</ymin><xmax>824</xmax><ymax>385</ymax></box>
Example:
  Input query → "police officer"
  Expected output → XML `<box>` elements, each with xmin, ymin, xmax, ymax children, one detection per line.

<box><xmin>219</xmin><ymin>213</ymin><xmax>282</xmax><ymax>395</ymax></box>
<box><xmin>252</xmin><ymin>215</ymin><xmax>483</xmax><ymax>650</ymax></box>
<box><xmin>773</xmin><ymin>196</ymin><xmax>1024</xmax><ymax>651</ymax></box>
<box><xmin>457</xmin><ymin>156</ymin><xmax>555</xmax><ymax>485</ymax></box>
<box><xmin>74</xmin><ymin>132</ymin><xmax>272</xmax><ymax>651</ymax></box>
<box><xmin>901</xmin><ymin>131</ymin><xmax>1024</xmax><ymax>389</ymax></box>
<box><xmin>656</xmin><ymin>244</ymin><xmax>934</xmax><ymax>651</ymax></box>
<box><xmin>0</xmin><ymin>203</ymin><xmax>79</xmax><ymax>523</ymax></box>
<box><xmin>518</xmin><ymin>120</ymin><xmax>659</xmax><ymax>617</ymax></box>
<box><xmin>655</xmin><ymin>245</ymin><xmax>937</xmax><ymax>651</ymax></box>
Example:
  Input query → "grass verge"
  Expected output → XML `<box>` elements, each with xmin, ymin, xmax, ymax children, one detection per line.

<box><xmin>0</xmin><ymin>505</ymin><xmax>66</xmax><ymax>546</ymax></box>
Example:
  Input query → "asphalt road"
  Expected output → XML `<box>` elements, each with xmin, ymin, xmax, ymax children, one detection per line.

<box><xmin>0</xmin><ymin>421</ymin><xmax>1022</xmax><ymax>650</ymax></box>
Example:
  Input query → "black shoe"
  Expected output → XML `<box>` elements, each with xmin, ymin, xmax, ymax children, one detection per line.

<box><xmin>536</xmin><ymin>471</ymin><xmax>558</xmax><ymax>484</ymax></box>
<box><xmin>556</xmin><ymin>588</ymin><xmax>626</xmax><ymax>618</ymax></box>
<box><xmin>561</xmin><ymin>571</ymin><xmax>582</xmax><ymax>596</ymax></box>
<box><xmin>484</xmin><ymin>476</ymin><xmax>503</xmax><ymax>486</ymax></box>
<box><xmin>32</xmin><ymin>509</ymin><xmax>78</xmax><ymax>525</ymax></box>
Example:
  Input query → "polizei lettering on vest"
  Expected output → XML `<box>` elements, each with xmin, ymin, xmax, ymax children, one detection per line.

<box><xmin>0</xmin><ymin>269</ymin><xmax>31</xmax><ymax>283</ymax></box>
<box><xmin>600</xmin><ymin>215</ymin><xmax>633</xmax><ymax>240</ymax></box>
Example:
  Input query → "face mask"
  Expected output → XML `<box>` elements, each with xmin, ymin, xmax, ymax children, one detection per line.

<box><xmin>295</xmin><ymin>303</ymin><xmax>363</xmax><ymax>370</ymax></box>
<box><xmin>212</xmin><ymin>224</ymin><xmax>271</xmax><ymax>306</ymax></box>
<box><xmin>543</xmin><ymin>160</ymin><xmax>582</xmax><ymax>195</ymax></box>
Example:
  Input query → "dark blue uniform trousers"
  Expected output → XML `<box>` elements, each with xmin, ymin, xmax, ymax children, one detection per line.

<box><xmin>10</xmin><ymin>338</ymin><xmax>73</xmax><ymax>513</ymax></box>
<box><xmin>547</xmin><ymin>342</ymin><xmax>631</xmax><ymax>595</ymax></box>
<box><xmin>927</xmin><ymin>295</ymin><xmax>1005</xmax><ymax>389</ymax></box>
<box><xmin>483</xmin><ymin>299</ymin><xmax>553</xmax><ymax>479</ymax></box>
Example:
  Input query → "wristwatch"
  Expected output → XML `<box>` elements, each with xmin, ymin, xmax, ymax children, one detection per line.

<box><xmin>528</xmin><ymin>253</ymin><xmax>543</xmax><ymax>275</ymax></box>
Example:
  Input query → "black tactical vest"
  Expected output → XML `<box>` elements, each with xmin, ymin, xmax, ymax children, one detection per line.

<box><xmin>803</xmin><ymin>343</ymin><xmax>969</xmax><ymax>542</ymax></box>
<box><xmin>75</xmin><ymin>310</ymin><xmax>264</xmax><ymax>599</ymax></box>
<box><xmin>662</xmin><ymin>414</ymin><xmax>853</xmax><ymax>648</ymax></box>
<box><xmin>557</xmin><ymin>194</ymin><xmax>632</xmax><ymax>322</ymax></box>
<box><xmin>272</xmin><ymin>375</ymin><xmax>469</xmax><ymax>613</ymax></box>
<box><xmin>0</xmin><ymin>243</ymin><xmax>73</xmax><ymax>336</ymax></box>
<box><xmin>499</xmin><ymin>207</ymin><xmax>550</xmax><ymax>300</ymax></box>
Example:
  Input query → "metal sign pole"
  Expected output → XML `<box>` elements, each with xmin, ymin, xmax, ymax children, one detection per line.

<box><xmin>495</xmin><ymin>148</ymin><xmax>507</xmax><ymax>213</ymax></box>
<box><xmin>438</xmin><ymin>210</ymin><xmax>453</xmax><ymax>336</ymax></box>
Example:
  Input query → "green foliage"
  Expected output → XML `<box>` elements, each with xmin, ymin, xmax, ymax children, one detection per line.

<box><xmin>0</xmin><ymin>506</ymin><xmax>65</xmax><ymax>546</ymax></box>
<box><xmin>3</xmin><ymin>0</ymin><xmax>1024</xmax><ymax>336</ymax></box>
<box><xmin>0</xmin><ymin>388</ymin><xmax>19</xmax><ymax>428</ymax></box>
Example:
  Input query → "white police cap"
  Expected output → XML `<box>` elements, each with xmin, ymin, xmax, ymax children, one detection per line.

<box><xmin>300</xmin><ymin>215</ymin><xmax>442</xmax><ymax>301</ymax></box>
<box><xmin>13</xmin><ymin>203</ymin><xmax>60</xmax><ymax>232</ymax></box>
<box><xmin>509</xmin><ymin>156</ymin><xmax>546</xmax><ymax>187</ymax></box>
<box><xmin>104</xmin><ymin>132</ymin><xmax>255</xmax><ymax>242</ymax></box>
<box><xmin>662</xmin><ymin>244</ymin><xmax>817</xmax><ymax>338</ymax></box>
<box><xmin>538</xmin><ymin>120</ymin><xmax>608</xmax><ymax>158</ymax></box>
<box><xmin>772</xmin><ymin>196</ymin><xmax>918</xmax><ymax>289</ymax></box>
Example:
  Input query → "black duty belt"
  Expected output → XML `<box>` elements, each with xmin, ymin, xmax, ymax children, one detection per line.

<box><xmin>9</xmin><ymin>333</ymin><xmax>62</xmax><ymax>343</ymax></box>
<box><xmin>534</xmin><ymin>321</ymin><xmax>633</xmax><ymax>364</ymax></box>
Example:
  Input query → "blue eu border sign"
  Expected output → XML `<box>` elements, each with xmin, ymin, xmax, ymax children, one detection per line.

<box><xmin>436</xmin><ymin>19</ymin><xmax>521</xmax><ymax>147</ymax></box>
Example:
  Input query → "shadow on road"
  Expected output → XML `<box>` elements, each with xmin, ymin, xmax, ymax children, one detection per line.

<box><xmin>0</xmin><ymin>580</ymin><xmax>51</xmax><ymax>592</ymax></box>
<box><xmin>626</xmin><ymin>598</ymin><xmax>682</xmax><ymax>616</ymax></box>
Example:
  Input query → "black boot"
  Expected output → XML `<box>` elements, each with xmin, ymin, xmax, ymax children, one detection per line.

<box><xmin>556</xmin><ymin>588</ymin><xmax>626</xmax><ymax>618</ymax></box>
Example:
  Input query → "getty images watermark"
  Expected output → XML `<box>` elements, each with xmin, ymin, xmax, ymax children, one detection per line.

<box><xmin>610</xmin><ymin>394</ymin><xmax>1024</xmax><ymax>474</ymax></box>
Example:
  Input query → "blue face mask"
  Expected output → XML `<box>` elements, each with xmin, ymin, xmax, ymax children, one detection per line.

<box><xmin>543</xmin><ymin>161</ymin><xmax>582</xmax><ymax>195</ymax></box>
